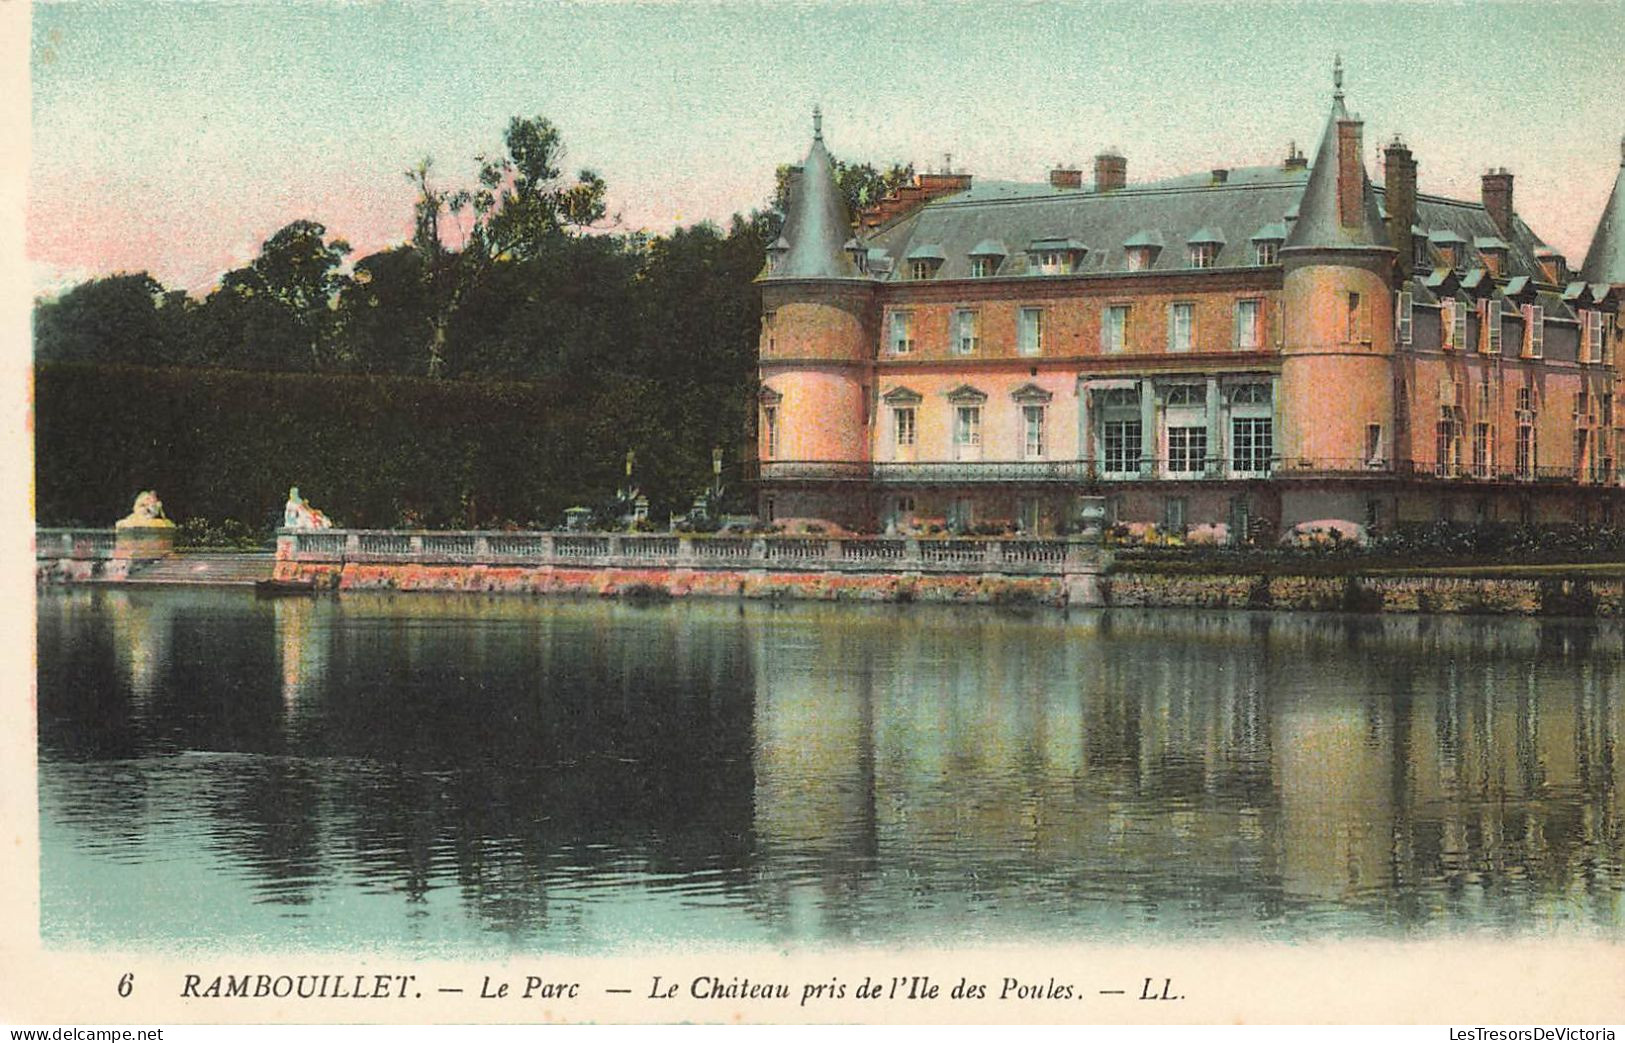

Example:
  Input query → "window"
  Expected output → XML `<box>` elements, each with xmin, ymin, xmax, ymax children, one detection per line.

<box><xmin>1480</xmin><ymin>299</ymin><xmax>1502</xmax><ymax>355</ymax></box>
<box><xmin>1366</xmin><ymin>423</ymin><xmax>1384</xmax><ymax>465</ymax></box>
<box><xmin>1413</xmin><ymin>237</ymin><xmax>1430</xmax><ymax>270</ymax></box>
<box><xmin>1603</xmin><ymin>393</ymin><xmax>1615</xmax><ymax>428</ymax></box>
<box><xmin>1255</xmin><ymin>240</ymin><xmax>1280</xmax><ymax>266</ymax></box>
<box><xmin>1164</xmin><ymin>384</ymin><xmax>1204</xmax><ymax>407</ymax></box>
<box><xmin>1579</xmin><ymin>387</ymin><xmax>1591</xmax><ymax>420</ymax></box>
<box><xmin>1575</xmin><ymin>430</ymin><xmax>1589</xmax><ymax>476</ymax></box>
<box><xmin>1126</xmin><ymin>247</ymin><xmax>1152</xmax><ymax>272</ymax></box>
<box><xmin>1472</xmin><ymin>423</ymin><xmax>1491</xmax><ymax>478</ymax></box>
<box><xmin>1516</xmin><ymin>386</ymin><xmax>1535</xmax><ymax>414</ymax></box>
<box><xmin>1235</xmin><ymin>299</ymin><xmax>1261</xmax><ymax>350</ymax></box>
<box><xmin>909</xmin><ymin>259</ymin><xmax>935</xmax><ymax>280</ymax></box>
<box><xmin>1103</xmin><ymin>420</ymin><xmax>1142</xmax><ymax>474</ymax></box>
<box><xmin>955</xmin><ymin>405</ymin><xmax>981</xmax><ymax>446</ymax></box>
<box><xmin>1168</xmin><ymin>427</ymin><xmax>1207</xmax><ymax>474</ymax></box>
<box><xmin>1168</xmin><ymin>302</ymin><xmax>1194</xmax><ymax>353</ymax></box>
<box><xmin>1440</xmin><ymin>300</ymin><xmax>1456</xmax><ymax>350</ymax></box>
<box><xmin>1346</xmin><ymin>292</ymin><xmax>1364</xmax><ymax>342</ymax></box>
<box><xmin>1453</xmin><ymin>300</ymin><xmax>1469</xmax><ymax>352</ymax></box>
<box><xmin>948</xmin><ymin>497</ymin><xmax>973</xmax><ymax>530</ymax></box>
<box><xmin>1102</xmin><ymin>305</ymin><xmax>1129</xmax><ymax>353</ymax></box>
<box><xmin>889</xmin><ymin>311</ymin><xmax>914</xmax><ymax>355</ymax></box>
<box><xmin>895</xmin><ymin>495</ymin><xmax>916</xmax><ymax>515</ymax></box>
<box><xmin>1231</xmin><ymin>417</ymin><xmax>1273</xmax><ymax>474</ymax></box>
<box><xmin>1018</xmin><ymin>307</ymin><xmax>1044</xmax><ymax>356</ymax></box>
<box><xmin>1023</xmin><ymin>405</ymin><xmax>1046</xmax><ymax>459</ymax></box>
<box><xmin>1435</xmin><ymin>416</ymin><xmax>1459</xmax><ymax>477</ymax></box>
<box><xmin>1395</xmin><ymin>290</ymin><xmax>1413</xmax><ymax>346</ymax></box>
<box><xmin>1231</xmin><ymin>383</ymin><xmax>1271</xmax><ymax>405</ymax></box>
<box><xmin>763</xmin><ymin>310</ymin><xmax>776</xmax><ymax>354</ymax></box>
<box><xmin>1033</xmin><ymin>250</ymin><xmax>1072</xmax><ymax>275</ymax></box>
<box><xmin>764</xmin><ymin>405</ymin><xmax>779</xmax><ymax>459</ymax></box>
<box><xmin>1516</xmin><ymin>423</ymin><xmax>1536</xmax><ymax>478</ymax></box>
<box><xmin>970</xmin><ymin>256</ymin><xmax>996</xmax><ymax>278</ymax></box>
<box><xmin>893</xmin><ymin>406</ymin><xmax>916</xmax><ymax>448</ymax></box>
<box><xmin>1584</xmin><ymin>309</ymin><xmax>1606</xmax><ymax>363</ymax></box>
<box><xmin>1524</xmin><ymin>304</ymin><xmax>1544</xmax><ymax>359</ymax></box>
<box><xmin>763</xmin><ymin>495</ymin><xmax>776</xmax><ymax>522</ymax></box>
<box><xmin>1189</xmin><ymin>242</ymin><xmax>1219</xmax><ymax>268</ymax></box>
<box><xmin>953</xmin><ymin>309</ymin><xmax>980</xmax><ymax>355</ymax></box>
<box><xmin>1163</xmin><ymin>497</ymin><xmax>1188</xmax><ymax>532</ymax></box>
<box><xmin>1477</xmin><ymin>380</ymin><xmax>1493</xmax><ymax>416</ymax></box>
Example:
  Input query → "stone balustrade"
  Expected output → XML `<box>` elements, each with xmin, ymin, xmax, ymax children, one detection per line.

<box><xmin>36</xmin><ymin>528</ymin><xmax>118</xmax><ymax>560</ymax></box>
<box><xmin>277</xmin><ymin>528</ymin><xmax>1108</xmax><ymax>577</ymax></box>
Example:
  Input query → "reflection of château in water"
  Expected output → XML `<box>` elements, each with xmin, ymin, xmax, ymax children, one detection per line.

<box><xmin>35</xmin><ymin>593</ymin><xmax>1624</xmax><ymax>946</ymax></box>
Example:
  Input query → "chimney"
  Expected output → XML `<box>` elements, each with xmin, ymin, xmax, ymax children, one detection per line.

<box><xmin>1283</xmin><ymin>141</ymin><xmax>1307</xmax><ymax>171</ymax></box>
<box><xmin>1049</xmin><ymin>166</ymin><xmax>1083</xmax><ymax>190</ymax></box>
<box><xmin>1210</xmin><ymin>168</ymin><xmax>1229</xmax><ymax>185</ymax></box>
<box><xmin>1336</xmin><ymin>117</ymin><xmax>1365</xmax><ymax>229</ymax></box>
<box><xmin>1094</xmin><ymin>150</ymin><xmax>1126</xmax><ymax>192</ymax></box>
<box><xmin>1384</xmin><ymin>136</ymin><xmax>1417</xmax><ymax>279</ymax></box>
<box><xmin>1481</xmin><ymin>168</ymin><xmax>1515</xmax><ymax>238</ymax></box>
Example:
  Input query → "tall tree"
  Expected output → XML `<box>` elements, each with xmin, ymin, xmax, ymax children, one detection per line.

<box><xmin>408</xmin><ymin>116</ymin><xmax>611</xmax><ymax>377</ymax></box>
<box><xmin>247</xmin><ymin>220</ymin><xmax>352</xmax><ymax>371</ymax></box>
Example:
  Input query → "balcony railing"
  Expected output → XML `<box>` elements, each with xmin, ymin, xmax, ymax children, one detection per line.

<box><xmin>279</xmin><ymin>529</ymin><xmax>1107</xmax><ymax>577</ymax></box>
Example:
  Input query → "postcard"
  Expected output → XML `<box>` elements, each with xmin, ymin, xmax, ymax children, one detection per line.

<box><xmin>5</xmin><ymin>0</ymin><xmax>1625</xmax><ymax>1029</ymax></box>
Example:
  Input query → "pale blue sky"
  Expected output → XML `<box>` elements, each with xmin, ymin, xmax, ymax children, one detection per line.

<box><xmin>27</xmin><ymin>0</ymin><xmax>1625</xmax><ymax>293</ymax></box>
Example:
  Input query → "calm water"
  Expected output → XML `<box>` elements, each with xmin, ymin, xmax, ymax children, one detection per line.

<box><xmin>36</xmin><ymin>588</ymin><xmax>1625</xmax><ymax>953</ymax></box>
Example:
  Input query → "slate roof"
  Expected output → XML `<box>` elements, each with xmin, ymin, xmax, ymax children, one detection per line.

<box><xmin>867</xmin><ymin>167</ymin><xmax>1308</xmax><ymax>279</ymax></box>
<box><xmin>1580</xmin><ymin>141</ymin><xmax>1625</xmax><ymax>284</ymax></box>
<box><xmin>765</xmin><ymin>120</ymin><xmax>861</xmax><ymax>280</ymax></box>
<box><xmin>1282</xmin><ymin>94</ymin><xmax>1390</xmax><ymax>252</ymax></box>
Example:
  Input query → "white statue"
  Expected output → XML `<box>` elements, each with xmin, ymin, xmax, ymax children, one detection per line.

<box><xmin>283</xmin><ymin>486</ymin><xmax>334</xmax><ymax>530</ymax></box>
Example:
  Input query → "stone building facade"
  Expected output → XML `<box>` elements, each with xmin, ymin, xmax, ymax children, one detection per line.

<box><xmin>755</xmin><ymin>66</ymin><xmax>1625</xmax><ymax>538</ymax></box>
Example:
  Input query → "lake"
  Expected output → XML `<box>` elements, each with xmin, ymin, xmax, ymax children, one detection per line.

<box><xmin>35</xmin><ymin>588</ymin><xmax>1625</xmax><ymax>953</ymax></box>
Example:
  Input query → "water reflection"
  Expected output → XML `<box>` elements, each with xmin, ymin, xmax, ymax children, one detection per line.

<box><xmin>36</xmin><ymin>590</ymin><xmax>1624</xmax><ymax>952</ymax></box>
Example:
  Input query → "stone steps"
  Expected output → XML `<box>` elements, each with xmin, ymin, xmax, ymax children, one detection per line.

<box><xmin>125</xmin><ymin>552</ymin><xmax>275</xmax><ymax>586</ymax></box>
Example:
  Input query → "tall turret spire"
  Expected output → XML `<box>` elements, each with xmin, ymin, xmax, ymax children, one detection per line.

<box><xmin>1579</xmin><ymin>133</ymin><xmax>1625</xmax><ymax>284</ymax></box>
<box><xmin>763</xmin><ymin>109</ymin><xmax>860</xmax><ymax>280</ymax></box>
<box><xmin>1282</xmin><ymin>59</ymin><xmax>1390</xmax><ymax>252</ymax></box>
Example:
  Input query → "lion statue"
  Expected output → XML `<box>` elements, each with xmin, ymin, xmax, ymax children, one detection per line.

<box><xmin>115</xmin><ymin>490</ymin><xmax>174</xmax><ymax>529</ymax></box>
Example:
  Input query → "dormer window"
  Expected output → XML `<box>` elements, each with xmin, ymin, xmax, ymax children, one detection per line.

<box><xmin>968</xmin><ymin>239</ymin><xmax>1007</xmax><ymax>278</ymax></box>
<box><xmin>1028</xmin><ymin>238</ymin><xmax>1086</xmax><ymax>276</ymax></box>
<box><xmin>1412</xmin><ymin>236</ymin><xmax>1430</xmax><ymax>270</ymax></box>
<box><xmin>1187</xmin><ymin>228</ymin><xmax>1225</xmax><ymax>269</ymax></box>
<box><xmin>1429</xmin><ymin>230</ymin><xmax>1467</xmax><ymax>270</ymax></box>
<box><xmin>1122</xmin><ymin>230</ymin><xmax>1164</xmax><ymax>272</ymax></box>
<box><xmin>904</xmin><ymin>243</ymin><xmax>945</xmax><ymax>280</ymax></box>
<box><xmin>1249</xmin><ymin>223</ymin><xmax>1285</xmax><ymax>267</ymax></box>
<box><xmin>765</xmin><ymin>235</ymin><xmax>790</xmax><ymax>275</ymax></box>
<box><xmin>844</xmin><ymin>237</ymin><xmax>867</xmax><ymax>274</ymax></box>
<box><xmin>1476</xmin><ymin>237</ymin><xmax>1510</xmax><ymax>278</ymax></box>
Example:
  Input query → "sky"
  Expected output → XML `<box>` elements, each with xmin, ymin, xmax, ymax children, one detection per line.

<box><xmin>23</xmin><ymin>0</ymin><xmax>1625</xmax><ymax>298</ymax></box>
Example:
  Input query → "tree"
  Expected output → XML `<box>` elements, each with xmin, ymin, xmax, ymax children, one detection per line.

<box><xmin>769</xmin><ymin>157</ymin><xmax>915</xmax><ymax>232</ymax></box>
<box><xmin>408</xmin><ymin>116</ymin><xmax>612</xmax><ymax>377</ymax></box>
<box><xmin>34</xmin><ymin>273</ymin><xmax>171</xmax><ymax>366</ymax></box>
<box><xmin>248</xmin><ymin>220</ymin><xmax>352</xmax><ymax>371</ymax></box>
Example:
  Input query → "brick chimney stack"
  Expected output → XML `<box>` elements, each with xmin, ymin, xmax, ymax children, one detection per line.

<box><xmin>1481</xmin><ymin>168</ymin><xmax>1515</xmax><ymax>238</ymax></box>
<box><xmin>1049</xmin><ymin>166</ymin><xmax>1083</xmax><ymax>190</ymax></box>
<box><xmin>1336</xmin><ymin>117</ymin><xmax>1365</xmax><ymax>229</ymax></box>
<box><xmin>1384</xmin><ymin>136</ymin><xmax>1417</xmax><ymax>279</ymax></box>
<box><xmin>1094</xmin><ymin>150</ymin><xmax>1126</xmax><ymax>192</ymax></box>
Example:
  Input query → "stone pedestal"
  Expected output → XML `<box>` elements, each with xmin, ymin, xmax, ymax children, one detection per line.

<box><xmin>113</xmin><ymin>523</ymin><xmax>174</xmax><ymax>561</ymax></box>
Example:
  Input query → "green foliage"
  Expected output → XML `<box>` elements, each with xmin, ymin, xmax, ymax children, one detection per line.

<box><xmin>175</xmin><ymin>517</ymin><xmax>271</xmax><ymax>550</ymax></box>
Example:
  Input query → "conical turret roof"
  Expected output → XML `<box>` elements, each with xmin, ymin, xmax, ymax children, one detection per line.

<box><xmin>767</xmin><ymin>108</ymin><xmax>861</xmax><ymax>280</ymax></box>
<box><xmin>1283</xmin><ymin>60</ymin><xmax>1391</xmax><ymax>253</ymax></box>
<box><xmin>1580</xmin><ymin>136</ymin><xmax>1625</xmax><ymax>284</ymax></box>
